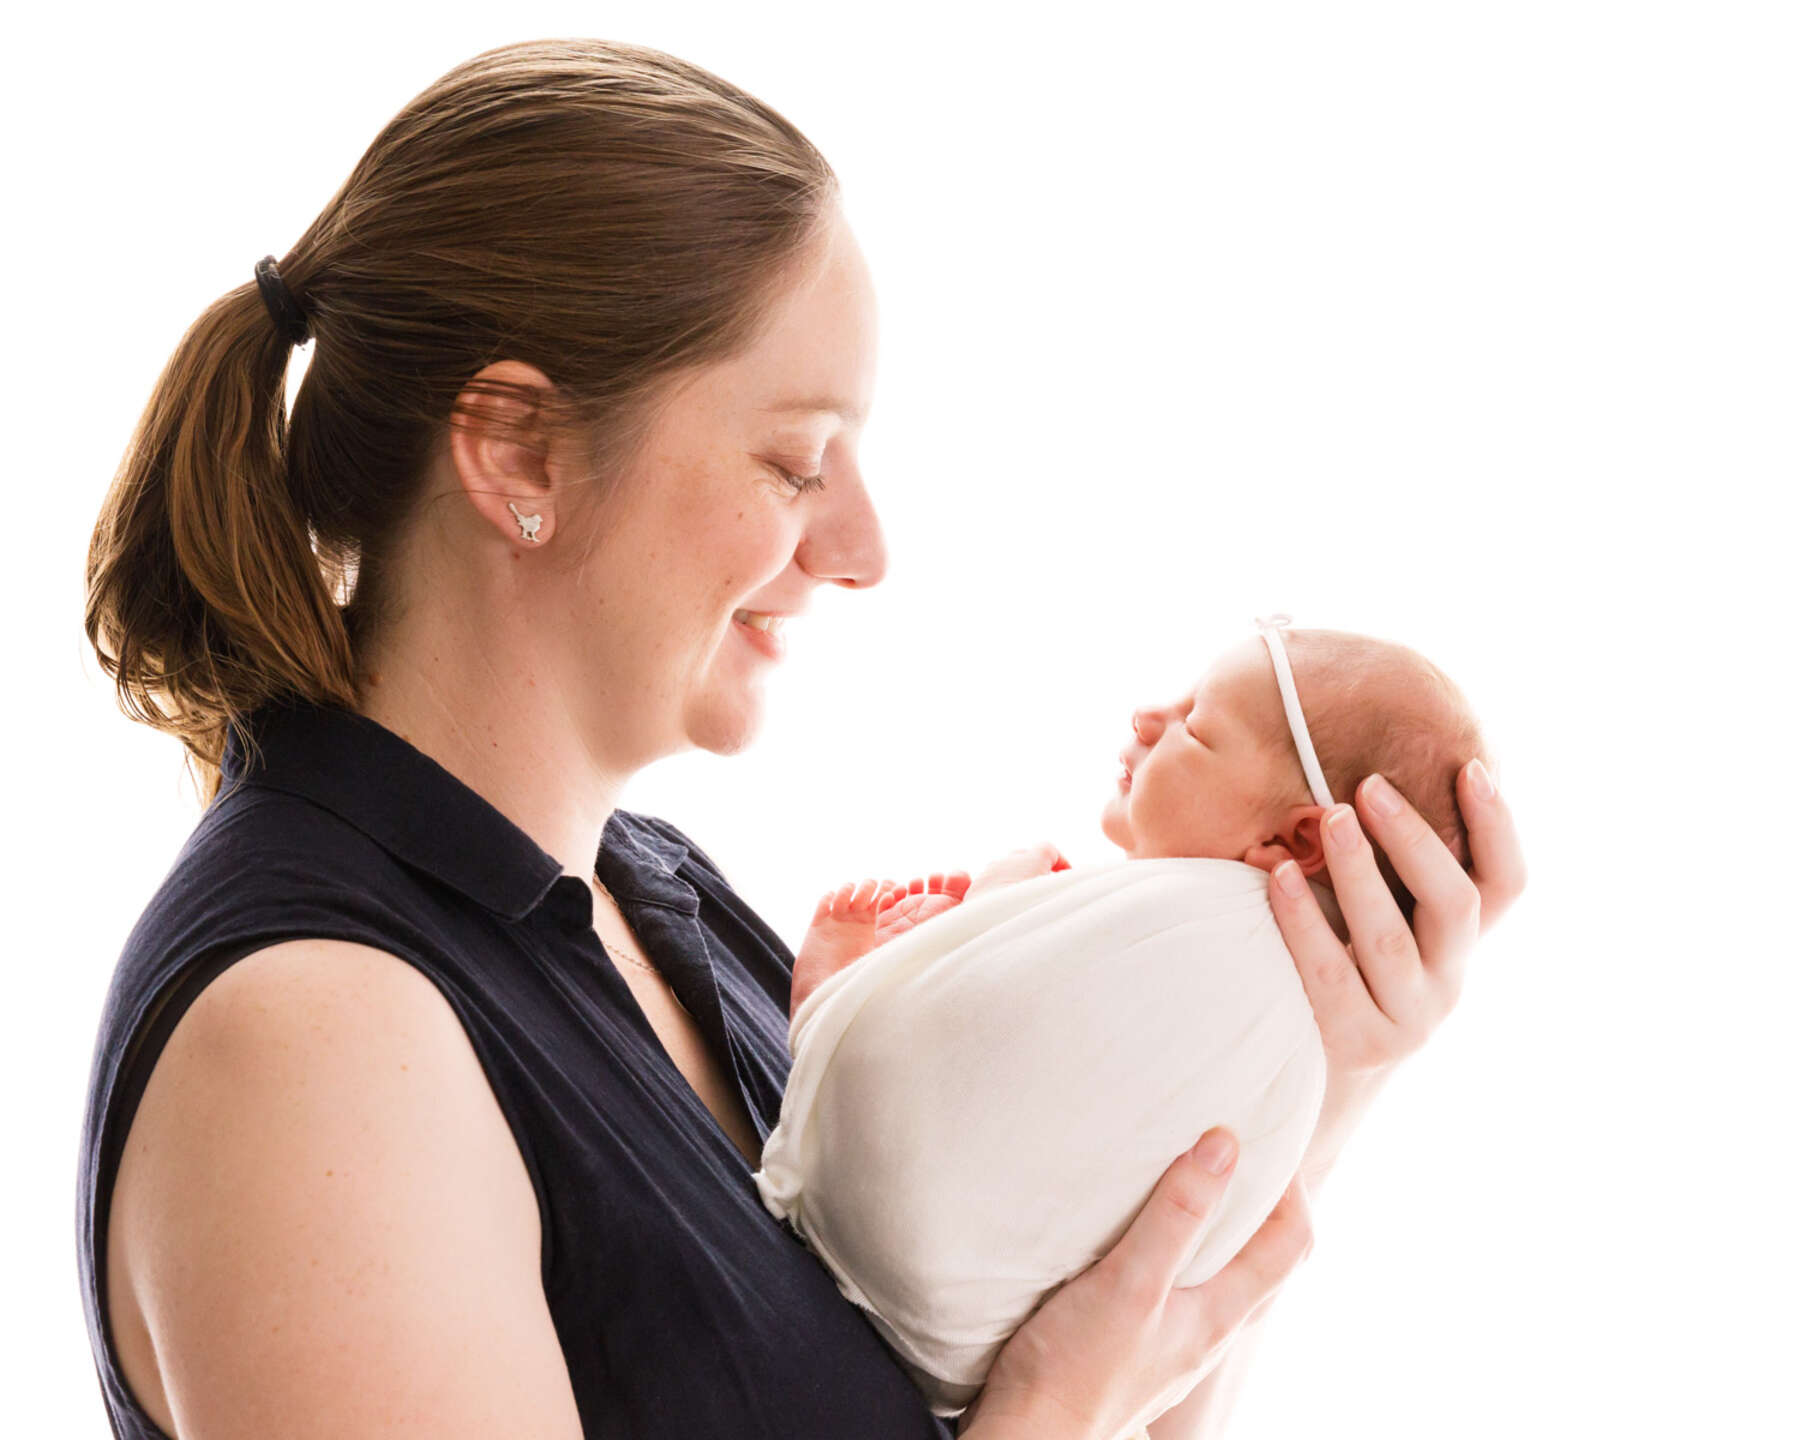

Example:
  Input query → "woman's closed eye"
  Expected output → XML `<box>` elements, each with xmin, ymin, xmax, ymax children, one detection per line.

<box><xmin>769</xmin><ymin>461</ymin><xmax>825</xmax><ymax>494</ymax></box>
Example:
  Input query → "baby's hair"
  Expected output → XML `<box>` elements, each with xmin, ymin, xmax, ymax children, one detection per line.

<box><xmin>1264</xmin><ymin>628</ymin><xmax>1494</xmax><ymax>924</ymax></box>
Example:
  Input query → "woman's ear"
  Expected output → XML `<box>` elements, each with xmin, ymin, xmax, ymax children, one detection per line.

<box><xmin>1243</xmin><ymin>805</ymin><xmax>1330</xmax><ymax>878</ymax></box>
<box><xmin>448</xmin><ymin>359</ymin><xmax>561</xmax><ymax>547</ymax></box>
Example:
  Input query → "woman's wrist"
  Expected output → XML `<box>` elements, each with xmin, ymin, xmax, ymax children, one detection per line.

<box><xmin>957</xmin><ymin>1418</ymin><xmax>1066</xmax><ymax>1440</ymax></box>
<box><xmin>1299</xmin><ymin>1067</ymin><xmax>1391</xmax><ymax>1194</ymax></box>
<box><xmin>1143</xmin><ymin>1307</ymin><xmax>1272</xmax><ymax>1440</ymax></box>
<box><xmin>958</xmin><ymin>1399</ymin><xmax>1090</xmax><ymax>1440</ymax></box>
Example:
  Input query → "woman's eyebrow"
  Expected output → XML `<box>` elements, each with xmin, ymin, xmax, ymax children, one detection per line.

<box><xmin>757</xmin><ymin>395</ymin><xmax>869</xmax><ymax>425</ymax></box>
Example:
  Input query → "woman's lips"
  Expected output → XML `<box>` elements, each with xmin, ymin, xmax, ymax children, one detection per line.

<box><xmin>732</xmin><ymin>611</ymin><xmax>785</xmax><ymax>659</ymax></box>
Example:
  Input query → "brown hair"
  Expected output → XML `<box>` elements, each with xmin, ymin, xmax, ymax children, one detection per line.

<box><xmin>84</xmin><ymin>38</ymin><xmax>839</xmax><ymax>807</ymax></box>
<box><xmin>1264</xmin><ymin>629</ymin><xmax>1495</xmax><ymax>923</ymax></box>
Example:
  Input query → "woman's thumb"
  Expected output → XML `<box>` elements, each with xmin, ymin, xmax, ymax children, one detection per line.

<box><xmin>1105</xmin><ymin>1128</ymin><xmax>1238</xmax><ymax>1298</ymax></box>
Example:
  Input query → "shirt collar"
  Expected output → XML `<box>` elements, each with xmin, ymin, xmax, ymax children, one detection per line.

<box><xmin>219</xmin><ymin>696</ymin><xmax>692</xmax><ymax>921</ymax></box>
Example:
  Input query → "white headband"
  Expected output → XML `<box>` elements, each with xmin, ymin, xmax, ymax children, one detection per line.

<box><xmin>1253</xmin><ymin>614</ymin><xmax>1335</xmax><ymax>809</ymax></box>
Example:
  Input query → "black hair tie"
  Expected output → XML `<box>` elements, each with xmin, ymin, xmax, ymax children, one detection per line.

<box><xmin>254</xmin><ymin>255</ymin><xmax>311</xmax><ymax>347</ymax></box>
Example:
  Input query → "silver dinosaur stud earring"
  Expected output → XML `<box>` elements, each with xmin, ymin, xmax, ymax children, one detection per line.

<box><xmin>506</xmin><ymin>501</ymin><xmax>544</xmax><ymax>543</ymax></box>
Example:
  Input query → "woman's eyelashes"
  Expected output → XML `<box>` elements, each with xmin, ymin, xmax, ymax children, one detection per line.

<box><xmin>769</xmin><ymin>461</ymin><xmax>825</xmax><ymax>494</ymax></box>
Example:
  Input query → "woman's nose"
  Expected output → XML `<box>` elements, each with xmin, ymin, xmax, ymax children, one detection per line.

<box><xmin>798</xmin><ymin>464</ymin><xmax>887</xmax><ymax>590</ymax></box>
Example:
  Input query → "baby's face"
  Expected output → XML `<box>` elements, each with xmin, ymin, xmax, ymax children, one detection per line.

<box><xmin>1101</xmin><ymin>636</ymin><xmax>1311</xmax><ymax>867</ymax></box>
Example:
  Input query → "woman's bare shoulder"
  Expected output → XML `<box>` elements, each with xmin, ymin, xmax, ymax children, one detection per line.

<box><xmin>109</xmin><ymin>937</ymin><xmax>584</xmax><ymax>1439</ymax></box>
<box><xmin>158</xmin><ymin>936</ymin><xmax>485</xmax><ymax>1079</ymax></box>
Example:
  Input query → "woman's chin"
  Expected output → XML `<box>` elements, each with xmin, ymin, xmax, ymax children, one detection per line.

<box><xmin>684</xmin><ymin>686</ymin><xmax>764</xmax><ymax>758</ymax></box>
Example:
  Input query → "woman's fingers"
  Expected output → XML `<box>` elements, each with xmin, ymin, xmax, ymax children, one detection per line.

<box><xmin>1167</xmin><ymin>1173</ymin><xmax>1314</xmax><ymax>1364</ymax></box>
<box><xmin>1459</xmin><ymin>760</ymin><xmax>1528</xmax><ymax>937</ymax></box>
<box><xmin>1100</xmin><ymin>1128</ymin><xmax>1243</xmax><ymax>1305</ymax></box>
<box><xmin>1268</xmin><ymin>857</ymin><xmax>1380</xmax><ymax>1056</ymax></box>
<box><xmin>1353</xmin><ymin>772</ymin><xmax>1481</xmax><ymax>1010</ymax></box>
<box><xmin>973</xmin><ymin>1128</ymin><xmax>1307</xmax><ymax>1440</ymax></box>
<box><xmin>1314</xmin><ymin>798</ymin><xmax>1423</xmax><ymax>1026</ymax></box>
<box><xmin>1275</xmin><ymin>762</ymin><xmax>1521</xmax><ymax>1072</ymax></box>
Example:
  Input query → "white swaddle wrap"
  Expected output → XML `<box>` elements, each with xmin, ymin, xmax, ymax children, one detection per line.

<box><xmin>753</xmin><ymin>854</ymin><xmax>1328</xmax><ymax>1416</ymax></box>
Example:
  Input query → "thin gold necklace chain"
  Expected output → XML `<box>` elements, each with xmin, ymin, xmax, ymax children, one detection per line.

<box><xmin>589</xmin><ymin>874</ymin><xmax>670</xmax><ymax>981</ymax></box>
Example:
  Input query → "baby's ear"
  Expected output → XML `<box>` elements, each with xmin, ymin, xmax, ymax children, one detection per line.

<box><xmin>1243</xmin><ymin>840</ymin><xmax>1301</xmax><ymax>876</ymax></box>
<box><xmin>1244</xmin><ymin>806</ymin><xmax>1330</xmax><ymax>877</ymax></box>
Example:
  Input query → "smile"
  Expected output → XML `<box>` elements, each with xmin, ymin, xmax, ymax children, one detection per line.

<box><xmin>732</xmin><ymin>610</ymin><xmax>786</xmax><ymax>659</ymax></box>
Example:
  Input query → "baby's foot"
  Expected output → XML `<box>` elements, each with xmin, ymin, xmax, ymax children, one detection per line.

<box><xmin>790</xmin><ymin>879</ymin><xmax>904</xmax><ymax>1021</ymax></box>
<box><xmin>871</xmin><ymin>871</ymin><xmax>974</xmax><ymax>944</ymax></box>
<box><xmin>789</xmin><ymin>873</ymin><xmax>974</xmax><ymax>1022</ymax></box>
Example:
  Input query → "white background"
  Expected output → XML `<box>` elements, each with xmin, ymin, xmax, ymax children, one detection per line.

<box><xmin>8</xmin><ymin>2</ymin><xmax>1796</xmax><ymax>1434</ymax></box>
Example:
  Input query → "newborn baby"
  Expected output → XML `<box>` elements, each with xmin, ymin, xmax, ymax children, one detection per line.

<box><xmin>753</xmin><ymin>617</ymin><xmax>1492</xmax><ymax>1422</ymax></box>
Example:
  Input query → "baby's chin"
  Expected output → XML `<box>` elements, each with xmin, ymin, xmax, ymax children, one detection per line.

<box><xmin>1097</xmin><ymin>809</ymin><xmax>1250</xmax><ymax>866</ymax></box>
<box><xmin>1100</xmin><ymin>819</ymin><xmax>1349</xmax><ymax>937</ymax></box>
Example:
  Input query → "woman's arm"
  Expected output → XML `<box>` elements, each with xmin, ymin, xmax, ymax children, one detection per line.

<box><xmin>1142</xmin><ymin>1308</ymin><xmax>1270</xmax><ymax>1440</ymax></box>
<box><xmin>1144</xmin><ymin>760</ymin><xmax>1527</xmax><ymax>1440</ymax></box>
<box><xmin>1138</xmin><ymin>1102</ymin><xmax>1366</xmax><ymax>1440</ymax></box>
<box><xmin>111</xmin><ymin>939</ymin><xmax>587</xmax><ymax>1439</ymax></box>
<box><xmin>1139</xmin><ymin>1104</ymin><xmax>1360</xmax><ymax>1440</ymax></box>
<box><xmin>1274</xmin><ymin>761</ymin><xmax>1526</xmax><ymax>1183</ymax></box>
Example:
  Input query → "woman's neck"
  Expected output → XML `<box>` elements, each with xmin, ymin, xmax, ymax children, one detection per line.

<box><xmin>353</xmin><ymin>609</ymin><xmax>631</xmax><ymax>886</ymax></box>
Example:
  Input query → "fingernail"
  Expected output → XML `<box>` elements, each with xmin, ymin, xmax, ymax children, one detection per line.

<box><xmin>1275</xmin><ymin>860</ymin><xmax>1306</xmax><ymax>897</ymax></box>
<box><xmin>1469</xmin><ymin>758</ymin><xmax>1496</xmax><ymax>801</ymax></box>
<box><xmin>1193</xmin><ymin>1130</ymin><xmax>1237</xmax><ymax>1174</ymax></box>
<box><xmin>1363</xmin><ymin>773</ymin><xmax>1402</xmax><ymax>817</ymax></box>
<box><xmin>1326</xmin><ymin>806</ymin><xmax>1360</xmax><ymax>851</ymax></box>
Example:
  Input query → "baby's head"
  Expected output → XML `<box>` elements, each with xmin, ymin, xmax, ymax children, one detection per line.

<box><xmin>1102</xmin><ymin>624</ymin><xmax>1494</xmax><ymax>923</ymax></box>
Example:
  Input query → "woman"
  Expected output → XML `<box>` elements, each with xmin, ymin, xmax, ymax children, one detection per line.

<box><xmin>78</xmin><ymin>38</ymin><xmax>1526</xmax><ymax>1440</ymax></box>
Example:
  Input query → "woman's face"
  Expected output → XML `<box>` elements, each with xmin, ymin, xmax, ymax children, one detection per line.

<box><xmin>1100</xmin><ymin>638</ymin><xmax>1295</xmax><ymax>861</ymax></box>
<box><xmin>562</xmin><ymin>203</ymin><xmax>884</xmax><ymax>770</ymax></box>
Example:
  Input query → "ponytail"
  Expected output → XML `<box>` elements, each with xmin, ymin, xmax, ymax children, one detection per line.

<box><xmin>84</xmin><ymin>269</ymin><xmax>357</xmax><ymax>807</ymax></box>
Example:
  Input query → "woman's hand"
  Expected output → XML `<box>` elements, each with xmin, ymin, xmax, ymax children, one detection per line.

<box><xmin>1269</xmin><ymin>760</ymin><xmax>1528</xmax><ymax>1185</ymax></box>
<box><xmin>957</xmin><ymin>1127</ymin><xmax>1312</xmax><ymax>1440</ymax></box>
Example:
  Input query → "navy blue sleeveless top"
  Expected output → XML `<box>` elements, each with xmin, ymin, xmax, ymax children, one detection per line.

<box><xmin>75</xmin><ymin>695</ymin><xmax>958</xmax><ymax>1439</ymax></box>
